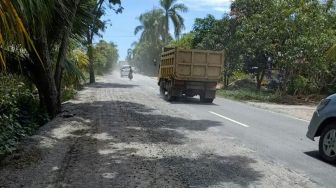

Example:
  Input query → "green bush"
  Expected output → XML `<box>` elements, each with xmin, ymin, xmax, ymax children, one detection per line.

<box><xmin>287</xmin><ymin>75</ymin><xmax>308</xmax><ymax>95</ymax></box>
<box><xmin>326</xmin><ymin>85</ymin><xmax>336</xmax><ymax>95</ymax></box>
<box><xmin>217</xmin><ymin>88</ymin><xmax>281</xmax><ymax>102</ymax></box>
<box><xmin>231</xmin><ymin>71</ymin><xmax>249</xmax><ymax>82</ymax></box>
<box><xmin>0</xmin><ymin>74</ymin><xmax>48</xmax><ymax>157</ymax></box>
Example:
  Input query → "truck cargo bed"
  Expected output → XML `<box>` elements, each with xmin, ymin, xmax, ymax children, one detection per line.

<box><xmin>158</xmin><ymin>48</ymin><xmax>224</xmax><ymax>102</ymax></box>
<box><xmin>160</xmin><ymin>48</ymin><xmax>224</xmax><ymax>81</ymax></box>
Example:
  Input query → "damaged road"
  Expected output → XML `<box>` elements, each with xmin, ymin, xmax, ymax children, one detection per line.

<box><xmin>0</xmin><ymin>73</ymin><xmax>324</xmax><ymax>188</ymax></box>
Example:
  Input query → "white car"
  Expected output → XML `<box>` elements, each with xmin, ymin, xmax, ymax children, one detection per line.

<box><xmin>307</xmin><ymin>94</ymin><xmax>336</xmax><ymax>163</ymax></box>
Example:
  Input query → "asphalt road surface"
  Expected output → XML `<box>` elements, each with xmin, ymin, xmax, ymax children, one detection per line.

<box><xmin>0</xmin><ymin>72</ymin><xmax>334</xmax><ymax>188</ymax></box>
<box><xmin>132</xmin><ymin>73</ymin><xmax>335</xmax><ymax>188</ymax></box>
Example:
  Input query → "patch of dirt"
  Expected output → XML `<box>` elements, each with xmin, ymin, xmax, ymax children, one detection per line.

<box><xmin>274</xmin><ymin>95</ymin><xmax>323</xmax><ymax>106</ymax></box>
<box><xmin>247</xmin><ymin>102</ymin><xmax>316</xmax><ymax>121</ymax></box>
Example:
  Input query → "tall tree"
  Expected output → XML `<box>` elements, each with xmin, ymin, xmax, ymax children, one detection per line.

<box><xmin>133</xmin><ymin>9</ymin><xmax>166</xmax><ymax>75</ymax></box>
<box><xmin>13</xmin><ymin>0</ymin><xmax>67</xmax><ymax>117</ymax></box>
<box><xmin>4</xmin><ymin>0</ymin><xmax>93</xmax><ymax>117</ymax></box>
<box><xmin>231</xmin><ymin>0</ymin><xmax>336</xmax><ymax>93</ymax></box>
<box><xmin>192</xmin><ymin>14</ymin><xmax>241</xmax><ymax>86</ymax></box>
<box><xmin>159</xmin><ymin>0</ymin><xmax>188</xmax><ymax>43</ymax></box>
<box><xmin>134</xmin><ymin>9</ymin><xmax>165</xmax><ymax>43</ymax></box>
<box><xmin>86</xmin><ymin>0</ymin><xmax>122</xmax><ymax>84</ymax></box>
<box><xmin>168</xmin><ymin>32</ymin><xmax>194</xmax><ymax>49</ymax></box>
<box><xmin>93</xmin><ymin>40</ymin><xmax>119</xmax><ymax>75</ymax></box>
<box><xmin>1</xmin><ymin>0</ymin><xmax>122</xmax><ymax>117</ymax></box>
<box><xmin>54</xmin><ymin>0</ymin><xmax>82</xmax><ymax>109</ymax></box>
<box><xmin>0</xmin><ymin>1</ymin><xmax>37</xmax><ymax>67</ymax></box>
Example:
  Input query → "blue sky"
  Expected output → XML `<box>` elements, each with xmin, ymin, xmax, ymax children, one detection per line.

<box><xmin>98</xmin><ymin>0</ymin><xmax>232</xmax><ymax>60</ymax></box>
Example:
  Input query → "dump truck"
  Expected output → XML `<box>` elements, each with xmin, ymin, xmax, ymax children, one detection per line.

<box><xmin>158</xmin><ymin>48</ymin><xmax>225</xmax><ymax>103</ymax></box>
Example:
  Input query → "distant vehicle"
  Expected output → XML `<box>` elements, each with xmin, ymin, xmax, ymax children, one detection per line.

<box><xmin>120</xmin><ymin>65</ymin><xmax>131</xmax><ymax>77</ymax></box>
<box><xmin>157</xmin><ymin>48</ymin><xmax>224</xmax><ymax>103</ymax></box>
<box><xmin>307</xmin><ymin>94</ymin><xmax>336</xmax><ymax>163</ymax></box>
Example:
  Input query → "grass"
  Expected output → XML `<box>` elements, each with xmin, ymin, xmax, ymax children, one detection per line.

<box><xmin>217</xmin><ymin>88</ymin><xmax>324</xmax><ymax>105</ymax></box>
<box><xmin>217</xmin><ymin>88</ymin><xmax>281</xmax><ymax>103</ymax></box>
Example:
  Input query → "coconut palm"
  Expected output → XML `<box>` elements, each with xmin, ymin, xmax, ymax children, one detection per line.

<box><xmin>159</xmin><ymin>0</ymin><xmax>188</xmax><ymax>43</ymax></box>
<box><xmin>1</xmin><ymin>0</ymin><xmax>95</xmax><ymax>117</ymax></box>
<box><xmin>1</xmin><ymin>0</ymin><xmax>122</xmax><ymax>117</ymax></box>
<box><xmin>0</xmin><ymin>1</ymin><xmax>36</xmax><ymax>67</ymax></box>
<box><xmin>134</xmin><ymin>9</ymin><xmax>166</xmax><ymax>44</ymax></box>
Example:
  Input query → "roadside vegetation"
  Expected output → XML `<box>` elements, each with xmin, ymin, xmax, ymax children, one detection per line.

<box><xmin>217</xmin><ymin>89</ymin><xmax>281</xmax><ymax>103</ymax></box>
<box><xmin>128</xmin><ymin>0</ymin><xmax>336</xmax><ymax>103</ymax></box>
<box><xmin>191</xmin><ymin>0</ymin><xmax>336</xmax><ymax>103</ymax></box>
<box><xmin>2</xmin><ymin>0</ymin><xmax>336</xmax><ymax>159</ymax></box>
<box><xmin>0</xmin><ymin>74</ymin><xmax>48</xmax><ymax>157</ymax></box>
<box><xmin>0</xmin><ymin>0</ymin><xmax>121</xmax><ymax>156</ymax></box>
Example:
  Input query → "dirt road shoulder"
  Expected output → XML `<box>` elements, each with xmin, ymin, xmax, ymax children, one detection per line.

<box><xmin>247</xmin><ymin>102</ymin><xmax>315</xmax><ymax>122</ymax></box>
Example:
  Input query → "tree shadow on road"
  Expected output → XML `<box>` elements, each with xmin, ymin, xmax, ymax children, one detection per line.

<box><xmin>100</xmin><ymin>153</ymin><xmax>262</xmax><ymax>187</ymax></box>
<box><xmin>67</xmin><ymin>137</ymin><xmax>263</xmax><ymax>187</ymax></box>
<box><xmin>68</xmin><ymin>100</ymin><xmax>222</xmax><ymax>132</ymax></box>
<box><xmin>0</xmin><ymin>100</ymin><xmax>264</xmax><ymax>187</ymax></box>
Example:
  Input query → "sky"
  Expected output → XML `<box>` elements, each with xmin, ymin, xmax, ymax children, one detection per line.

<box><xmin>98</xmin><ymin>0</ymin><xmax>232</xmax><ymax>60</ymax></box>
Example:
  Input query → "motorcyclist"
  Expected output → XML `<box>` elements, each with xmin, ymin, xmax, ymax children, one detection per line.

<box><xmin>128</xmin><ymin>66</ymin><xmax>133</xmax><ymax>80</ymax></box>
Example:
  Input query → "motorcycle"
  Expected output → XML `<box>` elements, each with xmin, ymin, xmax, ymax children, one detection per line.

<box><xmin>128</xmin><ymin>69</ymin><xmax>133</xmax><ymax>80</ymax></box>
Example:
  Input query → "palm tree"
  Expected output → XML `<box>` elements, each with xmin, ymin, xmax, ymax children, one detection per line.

<box><xmin>1</xmin><ymin>0</ymin><xmax>122</xmax><ymax>117</ymax></box>
<box><xmin>1</xmin><ymin>0</ymin><xmax>95</xmax><ymax>117</ymax></box>
<box><xmin>159</xmin><ymin>0</ymin><xmax>188</xmax><ymax>43</ymax></box>
<box><xmin>134</xmin><ymin>9</ymin><xmax>166</xmax><ymax>44</ymax></box>
<box><xmin>0</xmin><ymin>1</ymin><xmax>36</xmax><ymax>67</ymax></box>
<box><xmin>86</xmin><ymin>0</ymin><xmax>122</xmax><ymax>84</ymax></box>
<box><xmin>127</xmin><ymin>48</ymin><xmax>133</xmax><ymax>61</ymax></box>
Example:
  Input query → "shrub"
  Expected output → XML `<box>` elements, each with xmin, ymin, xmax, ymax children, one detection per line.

<box><xmin>287</xmin><ymin>75</ymin><xmax>306</xmax><ymax>95</ymax></box>
<box><xmin>62</xmin><ymin>87</ymin><xmax>77</xmax><ymax>102</ymax></box>
<box><xmin>217</xmin><ymin>88</ymin><xmax>281</xmax><ymax>102</ymax></box>
<box><xmin>0</xmin><ymin>74</ymin><xmax>48</xmax><ymax>157</ymax></box>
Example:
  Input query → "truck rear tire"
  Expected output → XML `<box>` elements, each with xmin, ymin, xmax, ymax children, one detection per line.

<box><xmin>160</xmin><ymin>82</ymin><xmax>165</xmax><ymax>96</ymax></box>
<box><xmin>166</xmin><ymin>89</ymin><xmax>176</xmax><ymax>102</ymax></box>
<box><xmin>200</xmin><ymin>94</ymin><xmax>214</xmax><ymax>103</ymax></box>
<box><xmin>201</xmin><ymin>98</ymin><xmax>214</xmax><ymax>103</ymax></box>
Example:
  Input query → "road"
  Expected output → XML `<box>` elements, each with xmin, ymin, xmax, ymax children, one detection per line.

<box><xmin>133</xmin><ymin>73</ymin><xmax>335</xmax><ymax>187</ymax></box>
<box><xmin>0</xmin><ymin>72</ymin><xmax>334</xmax><ymax>188</ymax></box>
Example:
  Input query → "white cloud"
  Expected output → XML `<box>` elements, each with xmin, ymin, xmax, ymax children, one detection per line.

<box><xmin>181</xmin><ymin>0</ymin><xmax>232</xmax><ymax>12</ymax></box>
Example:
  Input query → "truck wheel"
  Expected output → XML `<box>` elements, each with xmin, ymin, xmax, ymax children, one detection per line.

<box><xmin>319</xmin><ymin>124</ymin><xmax>336</xmax><ymax>163</ymax></box>
<box><xmin>160</xmin><ymin>82</ymin><xmax>165</xmax><ymax>96</ymax></box>
<box><xmin>205</xmin><ymin>98</ymin><xmax>214</xmax><ymax>103</ymax></box>
<box><xmin>201</xmin><ymin>98</ymin><xmax>214</xmax><ymax>103</ymax></box>
<box><xmin>166</xmin><ymin>89</ymin><xmax>176</xmax><ymax>102</ymax></box>
<box><xmin>200</xmin><ymin>94</ymin><xmax>214</xmax><ymax>103</ymax></box>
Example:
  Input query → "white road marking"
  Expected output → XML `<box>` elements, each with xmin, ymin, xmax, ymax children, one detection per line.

<box><xmin>216</xmin><ymin>97</ymin><xmax>311</xmax><ymax>123</ymax></box>
<box><xmin>209</xmin><ymin>111</ymin><xmax>250</xmax><ymax>128</ymax></box>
